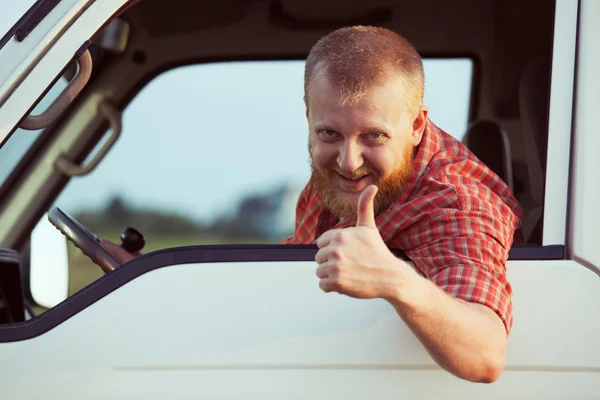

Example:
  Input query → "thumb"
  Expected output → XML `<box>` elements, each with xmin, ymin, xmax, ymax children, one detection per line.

<box><xmin>356</xmin><ymin>185</ymin><xmax>378</xmax><ymax>228</ymax></box>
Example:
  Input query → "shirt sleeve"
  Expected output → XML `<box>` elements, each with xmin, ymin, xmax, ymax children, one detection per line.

<box><xmin>403</xmin><ymin>207</ymin><xmax>517</xmax><ymax>334</ymax></box>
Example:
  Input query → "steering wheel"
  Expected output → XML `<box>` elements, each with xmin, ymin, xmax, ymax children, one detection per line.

<box><xmin>48</xmin><ymin>207</ymin><xmax>145</xmax><ymax>273</ymax></box>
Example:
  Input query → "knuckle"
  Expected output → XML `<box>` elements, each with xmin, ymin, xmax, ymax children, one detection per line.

<box><xmin>329</xmin><ymin>279</ymin><xmax>343</xmax><ymax>292</ymax></box>
<box><xmin>329</xmin><ymin>246</ymin><xmax>343</xmax><ymax>260</ymax></box>
<box><xmin>334</xmin><ymin>230</ymin><xmax>345</xmax><ymax>243</ymax></box>
<box><xmin>329</xmin><ymin>262</ymin><xmax>342</xmax><ymax>275</ymax></box>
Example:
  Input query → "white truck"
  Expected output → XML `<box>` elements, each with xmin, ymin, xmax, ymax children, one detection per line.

<box><xmin>0</xmin><ymin>0</ymin><xmax>598</xmax><ymax>398</ymax></box>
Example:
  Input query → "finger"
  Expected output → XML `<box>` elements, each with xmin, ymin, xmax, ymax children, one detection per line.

<box><xmin>316</xmin><ymin>229</ymin><xmax>336</xmax><ymax>248</ymax></box>
<box><xmin>315</xmin><ymin>247</ymin><xmax>330</xmax><ymax>264</ymax></box>
<box><xmin>319</xmin><ymin>278</ymin><xmax>336</xmax><ymax>293</ymax></box>
<box><xmin>316</xmin><ymin>263</ymin><xmax>329</xmax><ymax>279</ymax></box>
<box><xmin>356</xmin><ymin>185</ymin><xmax>378</xmax><ymax>228</ymax></box>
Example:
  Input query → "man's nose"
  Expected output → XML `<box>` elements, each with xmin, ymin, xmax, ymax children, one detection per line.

<box><xmin>337</xmin><ymin>140</ymin><xmax>363</xmax><ymax>172</ymax></box>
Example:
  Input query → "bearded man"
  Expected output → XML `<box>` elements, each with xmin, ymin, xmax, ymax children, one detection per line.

<box><xmin>280</xmin><ymin>26</ymin><xmax>522</xmax><ymax>383</ymax></box>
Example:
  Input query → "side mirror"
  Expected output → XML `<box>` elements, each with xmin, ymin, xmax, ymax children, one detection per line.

<box><xmin>28</xmin><ymin>214</ymin><xmax>69</xmax><ymax>309</ymax></box>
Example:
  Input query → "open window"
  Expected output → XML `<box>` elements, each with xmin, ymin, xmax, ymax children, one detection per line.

<box><xmin>33</xmin><ymin>57</ymin><xmax>471</xmax><ymax>296</ymax></box>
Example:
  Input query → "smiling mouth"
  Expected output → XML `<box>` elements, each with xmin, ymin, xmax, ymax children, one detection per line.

<box><xmin>335</xmin><ymin>172</ymin><xmax>372</xmax><ymax>188</ymax></box>
<box><xmin>338</xmin><ymin>173</ymin><xmax>368</xmax><ymax>181</ymax></box>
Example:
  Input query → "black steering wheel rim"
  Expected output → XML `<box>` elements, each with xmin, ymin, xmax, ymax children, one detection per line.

<box><xmin>48</xmin><ymin>207</ymin><xmax>120</xmax><ymax>273</ymax></box>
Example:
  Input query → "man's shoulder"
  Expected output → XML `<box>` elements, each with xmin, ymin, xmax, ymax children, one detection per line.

<box><xmin>421</xmin><ymin>124</ymin><xmax>477</xmax><ymax>177</ymax></box>
<box><xmin>381</xmin><ymin>125</ymin><xmax>522</xmax><ymax>249</ymax></box>
<box><xmin>412</xmin><ymin>123</ymin><xmax>522</xmax><ymax>225</ymax></box>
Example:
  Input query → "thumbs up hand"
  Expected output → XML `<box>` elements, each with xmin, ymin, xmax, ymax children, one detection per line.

<box><xmin>315</xmin><ymin>185</ymin><xmax>416</xmax><ymax>300</ymax></box>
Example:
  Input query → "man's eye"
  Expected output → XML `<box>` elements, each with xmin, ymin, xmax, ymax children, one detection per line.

<box><xmin>366</xmin><ymin>132</ymin><xmax>387</xmax><ymax>142</ymax></box>
<box><xmin>319</xmin><ymin>129</ymin><xmax>338</xmax><ymax>138</ymax></box>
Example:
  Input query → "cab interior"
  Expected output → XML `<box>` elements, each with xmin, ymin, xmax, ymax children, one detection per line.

<box><xmin>1</xmin><ymin>0</ymin><xmax>556</xmax><ymax>254</ymax></box>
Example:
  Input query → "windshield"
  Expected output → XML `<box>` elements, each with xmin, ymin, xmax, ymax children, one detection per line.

<box><xmin>0</xmin><ymin>0</ymin><xmax>37</xmax><ymax>39</ymax></box>
<box><xmin>0</xmin><ymin>75</ymin><xmax>68</xmax><ymax>187</ymax></box>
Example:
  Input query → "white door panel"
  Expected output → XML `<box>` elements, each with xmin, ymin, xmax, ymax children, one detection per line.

<box><xmin>0</xmin><ymin>258</ymin><xmax>598</xmax><ymax>398</ymax></box>
<box><xmin>543</xmin><ymin>0</ymin><xmax>578</xmax><ymax>246</ymax></box>
<box><xmin>91</xmin><ymin>371</ymin><xmax>599</xmax><ymax>399</ymax></box>
<box><xmin>570</xmin><ymin>0</ymin><xmax>600</xmax><ymax>270</ymax></box>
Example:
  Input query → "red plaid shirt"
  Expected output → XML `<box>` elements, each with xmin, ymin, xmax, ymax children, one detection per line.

<box><xmin>282</xmin><ymin>119</ymin><xmax>523</xmax><ymax>333</ymax></box>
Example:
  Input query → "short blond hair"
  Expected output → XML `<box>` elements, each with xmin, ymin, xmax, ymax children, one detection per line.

<box><xmin>305</xmin><ymin>26</ymin><xmax>424</xmax><ymax>117</ymax></box>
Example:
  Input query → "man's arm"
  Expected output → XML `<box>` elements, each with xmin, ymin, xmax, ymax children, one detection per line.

<box><xmin>315</xmin><ymin>185</ymin><xmax>511</xmax><ymax>383</ymax></box>
<box><xmin>317</xmin><ymin>242</ymin><xmax>507</xmax><ymax>382</ymax></box>
<box><xmin>387</xmin><ymin>264</ymin><xmax>506</xmax><ymax>383</ymax></box>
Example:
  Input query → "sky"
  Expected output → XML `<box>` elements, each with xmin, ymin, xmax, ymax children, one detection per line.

<box><xmin>52</xmin><ymin>60</ymin><xmax>472</xmax><ymax>223</ymax></box>
<box><xmin>0</xmin><ymin>1</ymin><xmax>473</xmax><ymax>225</ymax></box>
<box><xmin>0</xmin><ymin>0</ymin><xmax>35</xmax><ymax>37</ymax></box>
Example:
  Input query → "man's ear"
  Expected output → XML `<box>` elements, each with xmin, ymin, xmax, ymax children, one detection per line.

<box><xmin>304</xmin><ymin>95</ymin><xmax>309</xmax><ymax>120</ymax></box>
<box><xmin>411</xmin><ymin>106</ymin><xmax>428</xmax><ymax>147</ymax></box>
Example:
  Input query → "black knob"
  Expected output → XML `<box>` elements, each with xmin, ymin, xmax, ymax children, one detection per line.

<box><xmin>120</xmin><ymin>227</ymin><xmax>145</xmax><ymax>253</ymax></box>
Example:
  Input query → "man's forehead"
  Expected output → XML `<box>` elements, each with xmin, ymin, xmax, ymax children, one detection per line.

<box><xmin>308</xmin><ymin>67</ymin><xmax>406</xmax><ymax>106</ymax></box>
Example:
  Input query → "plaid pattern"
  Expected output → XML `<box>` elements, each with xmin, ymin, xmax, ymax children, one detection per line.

<box><xmin>282</xmin><ymin>120</ymin><xmax>523</xmax><ymax>333</ymax></box>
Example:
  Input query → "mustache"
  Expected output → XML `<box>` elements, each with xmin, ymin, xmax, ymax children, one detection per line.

<box><xmin>309</xmin><ymin>158</ymin><xmax>379</xmax><ymax>180</ymax></box>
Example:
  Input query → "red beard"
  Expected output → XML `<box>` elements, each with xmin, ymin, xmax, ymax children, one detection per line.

<box><xmin>310</xmin><ymin>143</ymin><xmax>414</xmax><ymax>222</ymax></box>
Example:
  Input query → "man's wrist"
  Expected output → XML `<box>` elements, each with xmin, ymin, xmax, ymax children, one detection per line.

<box><xmin>383</xmin><ymin>257</ymin><xmax>430</xmax><ymax>313</ymax></box>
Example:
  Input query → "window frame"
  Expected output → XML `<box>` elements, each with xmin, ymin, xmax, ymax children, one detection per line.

<box><xmin>0</xmin><ymin>50</ymin><xmax>566</xmax><ymax>261</ymax></box>
<box><xmin>0</xmin><ymin>0</ymin><xmax>46</xmax><ymax>52</ymax></box>
<box><xmin>75</xmin><ymin>53</ymin><xmax>567</xmax><ymax>261</ymax></box>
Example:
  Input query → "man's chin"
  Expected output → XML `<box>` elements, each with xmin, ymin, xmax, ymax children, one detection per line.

<box><xmin>334</xmin><ymin>189</ymin><xmax>361</xmax><ymax>203</ymax></box>
<box><xmin>324</xmin><ymin>189</ymin><xmax>360</xmax><ymax>221</ymax></box>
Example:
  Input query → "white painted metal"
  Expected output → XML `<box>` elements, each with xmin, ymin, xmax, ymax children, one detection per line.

<box><xmin>0</xmin><ymin>259</ymin><xmax>598</xmax><ymax>398</ymax></box>
<box><xmin>570</xmin><ymin>0</ymin><xmax>600</xmax><ymax>269</ymax></box>
<box><xmin>0</xmin><ymin>0</ymin><xmax>129</xmax><ymax>145</ymax></box>
<box><xmin>0</xmin><ymin>0</ymin><xmax>81</xmax><ymax>105</ymax></box>
<box><xmin>542</xmin><ymin>0</ymin><xmax>579</xmax><ymax>246</ymax></box>
<box><xmin>29</xmin><ymin>215</ymin><xmax>69</xmax><ymax>308</ymax></box>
